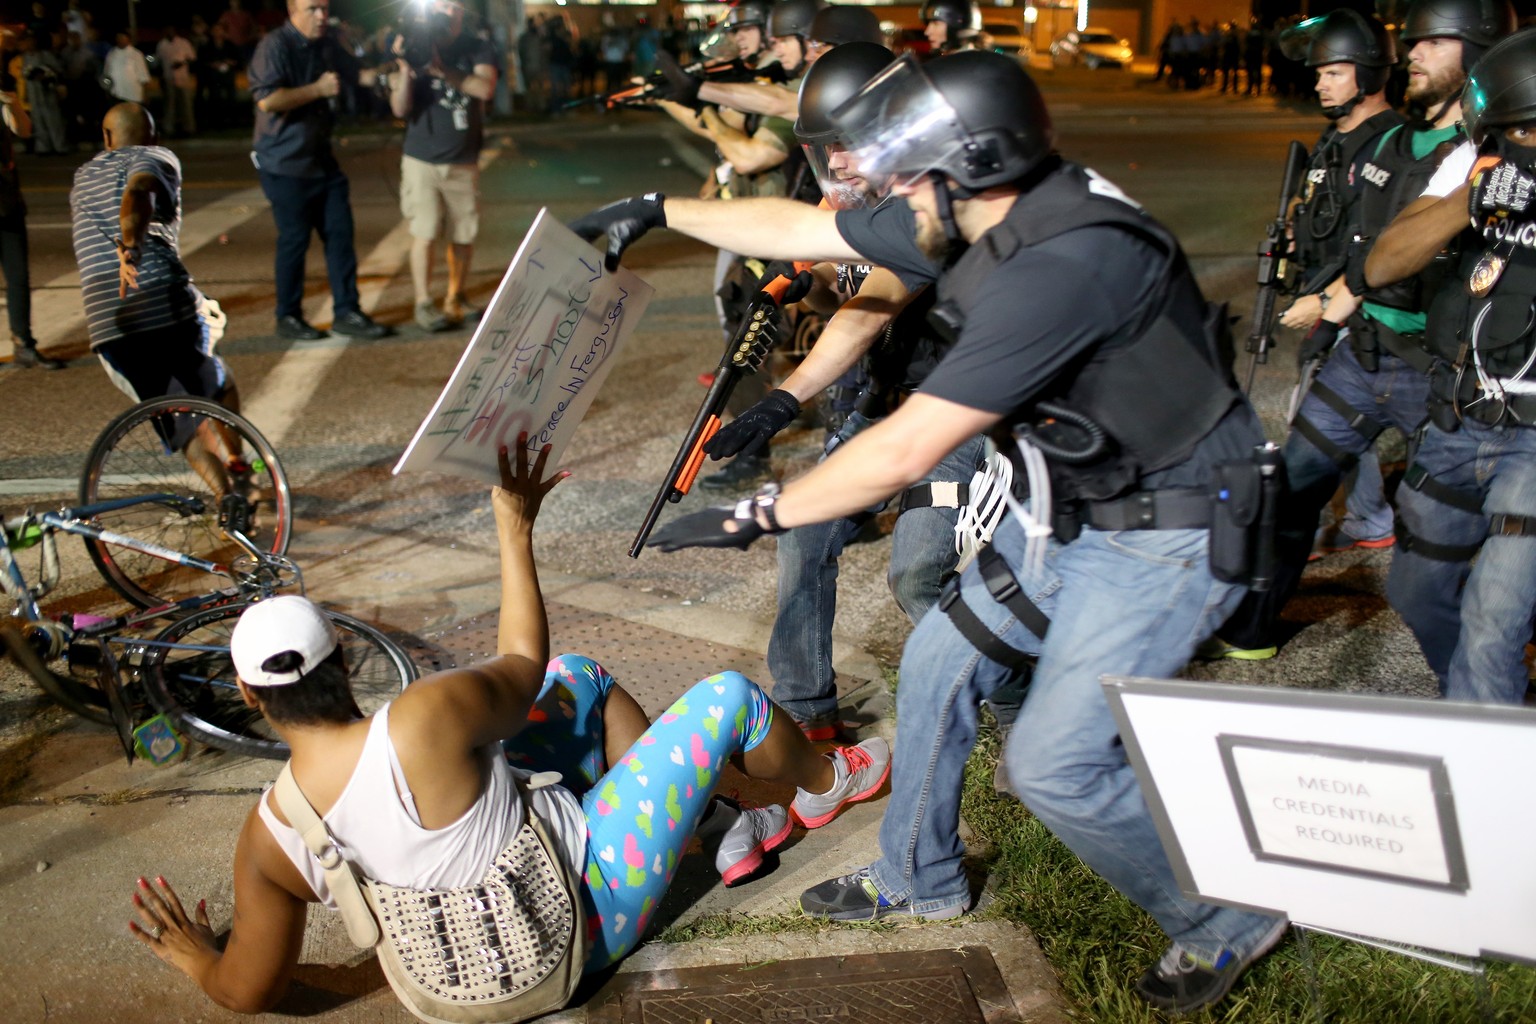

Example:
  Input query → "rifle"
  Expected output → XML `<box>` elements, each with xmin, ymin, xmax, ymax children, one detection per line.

<box><xmin>569</xmin><ymin>58</ymin><xmax>787</xmax><ymax>111</ymax></box>
<box><xmin>629</xmin><ymin>262</ymin><xmax>812</xmax><ymax>557</ymax></box>
<box><xmin>1243</xmin><ymin>140</ymin><xmax>1309</xmax><ymax>394</ymax></box>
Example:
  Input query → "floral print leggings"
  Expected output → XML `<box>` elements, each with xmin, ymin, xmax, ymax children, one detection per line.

<box><xmin>502</xmin><ymin>654</ymin><xmax>775</xmax><ymax>970</ymax></box>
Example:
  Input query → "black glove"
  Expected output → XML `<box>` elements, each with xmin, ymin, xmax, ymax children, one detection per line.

<box><xmin>567</xmin><ymin>194</ymin><xmax>667</xmax><ymax>272</ymax></box>
<box><xmin>759</xmin><ymin>260</ymin><xmax>815</xmax><ymax>305</ymax></box>
<box><xmin>647</xmin><ymin>499</ymin><xmax>767</xmax><ymax>552</ymax></box>
<box><xmin>1298</xmin><ymin>319</ymin><xmax>1340</xmax><ymax>369</ymax></box>
<box><xmin>1469</xmin><ymin>159</ymin><xmax>1536</xmax><ymax>220</ymax></box>
<box><xmin>704</xmin><ymin>389</ymin><xmax>801</xmax><ymax>460</ymax></box>
<box><xmin>653</xmin><ymin>51</ymin><xmax>702</xmax><ymax>108</ymax></box>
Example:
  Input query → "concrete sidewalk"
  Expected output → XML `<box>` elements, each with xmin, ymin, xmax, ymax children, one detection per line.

<box><xmin>0</xmin><ymin>526</ymin><xmax>1068</xmax><ymax>1023</ymax></box>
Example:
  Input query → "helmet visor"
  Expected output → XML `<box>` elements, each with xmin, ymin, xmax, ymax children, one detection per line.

<box><xmin>699</xmin><ymin>21</ymin><xmax>741</xmax><ymax>62</ymax></box>
<box><xmin>1278</xmin><ymin>17</ymin><xmax>1324</xmax><ymax>63</ymax></box>
<box><xmin>803</xmin><ymin>141</ymin><xmax>888</xmax><ymax>209</ymax></box>
<box><xmin>831</xmin><ymin>55</ymin><xmax>972</xmax><ymax>193</ymax></box>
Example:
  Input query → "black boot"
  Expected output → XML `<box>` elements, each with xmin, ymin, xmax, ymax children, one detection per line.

<box><xmin>699</xmin><ymin>454</ymin><xmax>772</xmax><ymax>491</ymax></box>
<box><xmin>9</xmin><ymin>338</ymin><xmax>65</xmax><ymax>370</ymax></box>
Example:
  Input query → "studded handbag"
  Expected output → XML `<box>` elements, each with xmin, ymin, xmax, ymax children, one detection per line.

<box><xmin>273</xmin><ymin>763</ymin><xmax>588</xmax><ymax>1024</ymax></box>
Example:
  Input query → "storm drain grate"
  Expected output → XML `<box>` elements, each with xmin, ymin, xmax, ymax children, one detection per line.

<box><xmin>587</xmin><ymin>947</ymin><xmax>1023</xmax><ymax>1024</ymax></box>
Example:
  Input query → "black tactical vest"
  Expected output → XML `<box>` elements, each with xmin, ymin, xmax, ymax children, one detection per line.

<box><xmin>1295</xmin><ymin>109</ymin><xmax>1405</xmax><ymax>291</ymax></box>
<box><xmin>1348</xmin><ymin>124</ymin><xmax>1463</xmax><ymax>313</ymax></box>
<box><xmin>1425</xmin><ymin>217</ymin><xmax>1536</xmax><ymax>425</ymax></box>
<box><xmin>934</xmin><ymin>162</ymin><xmax>1239</xmax><ymax>501</ymax></box>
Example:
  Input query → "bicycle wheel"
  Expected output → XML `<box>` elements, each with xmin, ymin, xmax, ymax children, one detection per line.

<box><xmin>0</xmin><ymin>622</ymin><xmax>113</xmax><ymax>726</ymax></box>
<box><xmin>80</xmin><ymin>396</ymin><xmax>292</xmax><ymax>609</ymax></box>
<box><xmin>141</xmin><ymin>602</ymin><xmax>417</xmax><ymax>760</ymax></box>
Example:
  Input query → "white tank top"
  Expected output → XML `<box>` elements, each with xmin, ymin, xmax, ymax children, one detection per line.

<box><xmin>258</xmin><ymin>707</ymin><xmax>587</xmax><ymax>908</ymax></box>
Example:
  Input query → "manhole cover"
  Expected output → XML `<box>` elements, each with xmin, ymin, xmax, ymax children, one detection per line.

<box><xmin>587</xmin><ymin>946</ymin><xmax>1023</xmax><ymax>1023</ymax></box>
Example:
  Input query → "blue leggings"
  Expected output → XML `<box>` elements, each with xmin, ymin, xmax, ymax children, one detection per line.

<box><xmin>502</xmin><ymin>654</ymin><xmax>775</xmax><ymax>970</ymax></box>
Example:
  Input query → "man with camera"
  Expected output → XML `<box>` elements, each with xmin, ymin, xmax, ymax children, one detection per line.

<box><xmin>248</xmin><ymin>0</ymin><xmax>390</xmax><ymax>342</ymax></box>
<box><xmin>387</xmin><ymin>0</ymin><xmax>497</xmax><ymax>333</ymax></box>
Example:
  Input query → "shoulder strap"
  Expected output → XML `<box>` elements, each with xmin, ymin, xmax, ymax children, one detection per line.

<box><xmin>272</xmin><ymin>763</ymin><xmax>382</xmax><ymax>949</ymax></box>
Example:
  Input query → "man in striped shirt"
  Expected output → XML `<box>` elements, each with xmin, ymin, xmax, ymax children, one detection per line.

<box><xmin>70</xmin><ymin>102</ymin><xmax>244</xmax><ymax>495</ymax></box>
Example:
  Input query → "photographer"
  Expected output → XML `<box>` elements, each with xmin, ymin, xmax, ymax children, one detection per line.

<box><xmin>387</xmin><ymin>0</ymin><xmax>497</xmax><ymax>332</ymax></box>
<box><xmin>154</xmin><ymin>24</ymin><xmax>196</xmax><ymax>138</ymax></box>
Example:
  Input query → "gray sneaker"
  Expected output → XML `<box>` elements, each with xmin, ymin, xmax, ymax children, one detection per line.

<box><xmin>714</xmin><ymin>801</ymin><xmax>792</xmax><ymax>887</ymax></box>
<box><xmin>791</xmin><ymin>737</ymin><xmax>891</xmax><ymax>829</ymax></box>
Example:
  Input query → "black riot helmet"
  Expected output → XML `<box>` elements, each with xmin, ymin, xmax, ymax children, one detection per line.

<box><xmin>1401</xmin><ymin>0</ymin><xmax>1517</xmax><ymax>70</ymax></box>
<box><xmin>1462</xmin><ymin>28</ymin><xmax>1536</xmax><ymax>158</ymax></box>
<box><xmin>796</xmin><ymin>42</ymin><xmax>896</xmax><ymax>208</ymax></box>
<box><xmin>768</xmin><ymin>0</ymin><xmax>825</xmax><ymax>40</ymax></box>
<box><xmin>920</xmin><ymin>0</ymin><xmax>981</xmax><ymax>33</ymax></box>
<box><xmin>809</xmin><ymin>6</ymin><xmax>885</xmax><ymax>49</ymax></box>
<box><xmin>797</xmin><ymin>41</ymin><xmax>894</xmax><ymax>143</ymax></box>
<box><xmin>831</xmin><ymin>51</ymin><xmax>1055</xmax><ymax>194</ymax></box>
<box><xmin>1279</xmin><ymin>10</ymin><xmax>1395</xmax><ymax>118</ymax></box>
<box><xmin>724</xmin><ymin>1</ymin><xmax>770</xmax><ymax>30</ymax></box>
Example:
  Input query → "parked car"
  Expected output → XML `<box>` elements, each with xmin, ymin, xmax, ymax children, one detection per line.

<box><xmin>1050</xmin><ymin>27</ymin><xmax>1134</xmax><ymax>69</ymax></box>
<box><xmin>978</xmin><ymin>19</ymin><xmax>1034</xmax><ymax>60</ymax></box>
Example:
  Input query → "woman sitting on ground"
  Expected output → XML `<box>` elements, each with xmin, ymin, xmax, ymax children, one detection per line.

<box><xmin>125</xmin><ymin>435</ymin><xmax>891</xmax><ymax>1012</ymax></box>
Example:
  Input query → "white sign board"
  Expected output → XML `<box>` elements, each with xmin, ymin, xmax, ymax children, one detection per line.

<box><xmin>1102</xmin><ymin>677</ymin><xmax>1536</xmax><ymax>964</ymax></box>
<box><xmin>394</xmin><ymin>209</ymin><xmax>653</xmax><ymax>484</ymax></box>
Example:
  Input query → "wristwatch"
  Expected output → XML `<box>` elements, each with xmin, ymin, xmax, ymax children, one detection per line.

<box><xmin>751</xmin><ymin>481</ymin><xmax>786</xmax><ymax>534</ymax></box>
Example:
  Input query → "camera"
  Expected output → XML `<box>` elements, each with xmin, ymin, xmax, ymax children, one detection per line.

<box><xmin>397</xmin><ymin>0</ymin><xmax>454</xmax><ymax>69</ymax></box>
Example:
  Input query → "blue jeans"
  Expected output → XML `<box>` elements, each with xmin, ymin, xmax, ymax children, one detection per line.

<box><xmin>870</xmin><ymin>515</ymin><xmax>1283</xmax><ymax>960</ymax></box>
<box><xmin>1221</xmin><ymin>346</ymin><xmax>1428</xmax><ymax>650</ymax></box>
<box><xmin>766</xmin><ymin>414</ymin><xmax>987</xmax><ymax>723</ymax></box>
<box><xmin>258</xmin><ymin>168</ymin><xmax>362</xmax><ymax>320</ymax></box>
<box><xmin>1388</xmin><ymin>419</ymin><xmax>1536</xmax><ymax>702</ymax></box>
<box><xmin>1338</xmin><ymin>450</ymin><xmax>1392</xmax><ymax>542</ymax></box>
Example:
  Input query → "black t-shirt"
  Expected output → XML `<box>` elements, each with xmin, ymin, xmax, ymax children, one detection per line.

<box><xmin>402</xmin><ymin>33</ymin><xmax>498</xmax><ymax>165</ymax></box>
<box><xmin>835</xmin><ymin>192</ymin><xmax>1260</xmax><ymax>492</ymax></box>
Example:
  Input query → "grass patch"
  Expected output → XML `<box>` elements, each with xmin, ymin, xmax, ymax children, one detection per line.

<box><xmin>961</xmin><ymin>728</ymin><xmax>1536</xmax><ymax>1023</ymax></box>
<box><xmin>655</xmin><ymin>910</ymin><xmax>896</xmax><ymax>945</ymax></box>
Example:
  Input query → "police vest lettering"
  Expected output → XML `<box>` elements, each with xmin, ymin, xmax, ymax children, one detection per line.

<box><xmin>1482</xmin><ymin>218</ymin><xmax>1536</xmax><ymax>249</ymax></box>
<box><xmin>933</xmin><ymin>160</ymin><xmax>1238</xmax><ymax>502</ymax></box>
<box><xmin>1359</xmin><ymin>161</ymin><xmax>1391</xmax><ymax>188</ymax></box>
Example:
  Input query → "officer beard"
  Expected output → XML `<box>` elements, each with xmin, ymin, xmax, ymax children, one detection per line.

<box><xmin>1406</xmin><ymin>64</ymin><xmax>1465</xmax><ymax>121</ymax></box>
<box><xmin>914</xmin><ymin>209</ymin><xmax>952</xmax><ymax>261</ymax></box>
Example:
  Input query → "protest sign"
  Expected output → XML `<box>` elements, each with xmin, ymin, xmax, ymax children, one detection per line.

<box><xmin>395</xmin><ymin>209</ymin><xmax>653</xmax><ymax>484</ymax></box>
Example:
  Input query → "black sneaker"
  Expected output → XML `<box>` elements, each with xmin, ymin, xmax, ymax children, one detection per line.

<box><xmin>1134</xmin><ymin>919</ymin><xmax>1287</xmax><ymax>1014</ymax></box>
<box><xmin>276</xmin><ymin>315</ymin><xmax>326</xmax><ymax>341</ymax></box>
<box><xmin>699</xmin><ymin>455</ymin><xmax>771</xmax><ymax>491</ymax></box>
<box><xmin>8</xmin><ymin>342</ymin><xmax>66</xmax><ymax>370</ymax></box>
<box><xmin>331</xmin><ymin>310</ymin><xmax>393</xmax><ymax>340</ymax></box>
<box><xmin>800</xmin><ymin>868</ymin><xmax>968</xmax><ymax>922</ymax></box>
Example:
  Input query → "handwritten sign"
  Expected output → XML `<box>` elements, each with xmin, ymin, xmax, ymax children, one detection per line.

<box><xmin>394</xmin><ymin>209</ymin><xmax>653</xmax><ymax>484</ymax></box>
<box><xmin>1219</xmin><ymin>737</ymin><xmax>1466</xmax><ymax>891</ymax></box>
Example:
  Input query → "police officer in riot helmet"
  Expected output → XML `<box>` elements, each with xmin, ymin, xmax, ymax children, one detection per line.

<box><xmin>568</xmin><ymin>49</ymin><xmax>1285</xmax><ymax>1014</ymax></box>
<box><xmin>1277</xmin><ymin>10</ymin><xmax>1401</xmax><ymax>334</ymax></box>
<box><xmin>806</xmin><ymin>6</ymin><xmax>886</xmax><ymax>52</ymax></box>
<box><xmin>1357</xmin><ymin>26</ymin><xmax>1536</xmax><ymax>705</ymax></box>
<box><xmin>767</xmin><ymin>0</ymin><xmax>827</xmax><ymax>78</ymax></box>
<box><xmin>722</xmin><ymin>0</ymin><xmax>772</xmax><ymax>63</ymax></box>
<box><xmin>921</xmin><ymin>0</ymin><xmax>980</xmax><ymax>55</ymax></box>
<box><xmin>1210</xmin><ymin>1</ymin><xmax>1516</xmax><ymax>663</ymax></box>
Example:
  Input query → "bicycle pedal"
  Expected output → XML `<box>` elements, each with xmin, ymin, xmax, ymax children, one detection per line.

<box><xmin>218</xmin><ymin>492</ymin><xmax>253</xmax><ymax>535</ymax></box>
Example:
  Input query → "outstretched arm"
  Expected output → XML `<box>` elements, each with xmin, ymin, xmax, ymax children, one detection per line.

<box><xmin>1365</xmin><ymin>188</ymin><xmax>1471</xmax><ymax>288</ymax></box>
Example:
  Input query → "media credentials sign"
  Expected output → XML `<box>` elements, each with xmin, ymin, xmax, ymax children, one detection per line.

<box><xmin>395</xmin><ymin>209</ymin><xmax>654</xmax><ymax>485</ymax></box>
<box><xmin>1219</xmin><ymin>738</ymin><xmax>1466</xmax><ymax>891</ymax></box>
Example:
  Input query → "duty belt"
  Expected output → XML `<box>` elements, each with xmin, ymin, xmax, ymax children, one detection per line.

<box><xmin>1083</xmin><ymin>488</ymin><xmax>1210</xmax><ymax>531</ymax></box>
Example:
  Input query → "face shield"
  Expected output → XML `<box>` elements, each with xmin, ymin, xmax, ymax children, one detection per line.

<box><xmin>1277</xmin><ymin>17</ymin><xmax>1323</xmax><ymax>63</ymax></box>
<box><xmin>698</xmin><ymin>21</ymin><xmax>741</xmax><ymax>62</ymax></box>
<box><xmin>802</xmin><ymin>141</ymin><xmax>888</xmax><ymax>209</ymax></box>
<box><xmin>831</xmin><ymin>56</ymin><xmax>973</xmax><ymax>195</ymax></box>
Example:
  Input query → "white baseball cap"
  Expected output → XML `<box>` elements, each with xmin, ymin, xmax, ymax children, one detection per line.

<box><xmin>230</xmin><ymin>595</ymin><xmax>340</xmax><ymax>687</ymax></box>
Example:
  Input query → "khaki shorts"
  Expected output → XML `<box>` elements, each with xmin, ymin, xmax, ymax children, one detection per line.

<box><xmin>400</xmin><ymin>155</ymin><xmax>480</xmax><ymax>244</ymax></box>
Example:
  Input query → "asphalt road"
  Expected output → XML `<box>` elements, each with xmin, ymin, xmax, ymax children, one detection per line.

<box><xmin>0</xmin><ymin>69</ymin><xmax>1437</xmax><ymax>742</ymax></box>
